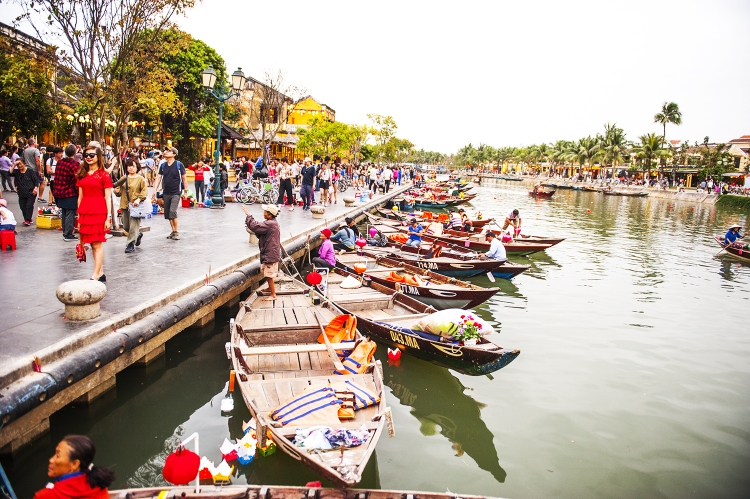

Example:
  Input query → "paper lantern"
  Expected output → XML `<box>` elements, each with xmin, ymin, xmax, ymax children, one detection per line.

<box><xmin>369</xmin><ymin>227</ymin><xmax>378</xmax><ymax>238</ymax></box>
<box><xmin>306</xmin><ymin>271</ymin><xmax>322</xmax><ymax>285</ymax></box>
<box><xmin>355</xmin><ymin>238</ymin><xmax>367</xmax><ymax>249</ymax></box>
<box><xmin>353</xmin><ymin>263</ymin><xmax>368</xmax><ymax>274</ymax></box>
<box><xmin>163</xmin><ymin>446</ymin><xmax>200</xmax><ymax>485</ymax></box>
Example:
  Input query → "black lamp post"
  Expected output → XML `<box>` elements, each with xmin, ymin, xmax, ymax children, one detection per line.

<box><xmin>201</xmin><ymin>66</ymin><xmax>246</xmax><ymax>207</ymax></box>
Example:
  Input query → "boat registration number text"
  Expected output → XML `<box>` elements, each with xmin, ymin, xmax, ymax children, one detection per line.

<box><xmin>389</xmin><ymin>330</ymin><xmax>420</xmax><ymax>349</ymax></box>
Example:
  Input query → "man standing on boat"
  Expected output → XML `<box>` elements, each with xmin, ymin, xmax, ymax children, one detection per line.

<box><xmin>245</xmin><ymin>204</ymin><xmax>281</xmax><ymax>301</ymax></box>
<box><xmin>724</xmin><ymin>224</ymin><xmax>748</xmax><ymax>249</ymax></box>
<box><xmin>482</xmin><ymin>231</ymin><xmax>507</xmax><ymax>261</ymax></box>
<box><xmin>502</xmin><ymin>209</ymin><xmax>521</xmax><ymax>232</ymax></box>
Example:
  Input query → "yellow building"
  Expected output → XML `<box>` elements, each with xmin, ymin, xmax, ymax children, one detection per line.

<box><xmin>287</xmin><ymin>96</ymin><xmax>335</xmax><ymax>129</ymax></box>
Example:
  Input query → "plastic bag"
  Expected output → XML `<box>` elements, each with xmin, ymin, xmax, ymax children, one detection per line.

<box><xmin>413</xmin><ymin>309</ymin><xmax>494</xmax><ymax>337</ymax></box>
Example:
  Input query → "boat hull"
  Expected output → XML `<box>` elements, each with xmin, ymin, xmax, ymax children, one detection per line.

<box><xmin>356</xmin><ymin>319</ymin><xmax>520</xmax><ymax>376</ymax></box>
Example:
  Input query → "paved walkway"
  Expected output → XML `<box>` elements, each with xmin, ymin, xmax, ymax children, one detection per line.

<box><xmin>0</xmin><ymin>183</ymin><xmax>409</xmax><ymax>382</ymax></box>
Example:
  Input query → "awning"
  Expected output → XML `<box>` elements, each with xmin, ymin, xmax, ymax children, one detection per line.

<box><xmin>221</xmin><ymin>123</ymin><xmax>244</xmax><ymax>140</ymax></box>
<box><xmin>722</xmin><ymin>172</ymin><xmax>746</xmax><ymax>177</ymax></box>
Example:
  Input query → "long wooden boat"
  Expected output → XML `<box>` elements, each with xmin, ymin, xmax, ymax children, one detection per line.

<box><xmin>368</xmin><ymin>213</ymin><xmax>562</xmax><ymax>246</ymax></box>
<box><xmin>327</xmin><ymin>269</ymin><xmax>520</xmax><ymax>376</ymax></box>
<box><xmin>374</xmin><ymin>207</ymin><xmax>493</xmax><ymax>228</ymax></box>
<box><xmin>355</xmin><ymin>246</ymin><xmax>529</xmax><ymax>279</ymax></box>
<box><xmin>713</xmin><ymin>235</ymin><xmax>750</xmax><ymax>263</ymax></box>
<box><xmin>498</xmin><ymin>175</ymin><xmax>523</xmax><ymax>181</ymax></box>
<box><xmin>602</xmin><ymin>190</ymin><xmax>648</xmax><ymax>197</ymax></box>
<box><xmin>367</xmin><ymin>218</ymin><xmax>553</xmax><ymax>255</ymax></box>
<box><xmin>231</xmin><ymin>277</ymin><xmax>389</xmax><ymax>487</ymax></box>
<box><xmin>336</xmin><ymin>254</ymin><xmax>500</xmax><ymax>309</ymax></box>
<box><xmin>109</xmin><ymin>485</ymin><xmax>503</xmax><ymax>499</ymax></box>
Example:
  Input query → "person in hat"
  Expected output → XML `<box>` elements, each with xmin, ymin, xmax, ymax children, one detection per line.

<box><xmin>152</xmin><ymin>147</ymin><xmax>186</xmax><ymax>240</ymax></box>
<box><xmin>723</xmin><ymin>224</ymin><xmax>747</xmax><ymax>249</ymax></box>
<box><xmin>482</xmin><ymin>231</ymin><xmax>507</xmax><ymax>261</ymax></box>
<box><xmin>245</xmin><ymin>204</ymin><xmax>281</xmax><ymax>301</ymax></box>
<box><xmin>312</xmin><ymin>228</ymin><xmax>336</xmax><ymax>269</ymax></box>
<box><xmin>502</xmin><ymin>208</ymin><xmax>521</xmax><ymax>232</ymax></box>
<box><xmin>330</xmin><ymin>217</ymin><xmax>358</xmax><ymax>252</ymax></box>
<box><xmin>406</xmin><ymin>218</ymin><xmax>425</xmax><ymax>247</ymax></box>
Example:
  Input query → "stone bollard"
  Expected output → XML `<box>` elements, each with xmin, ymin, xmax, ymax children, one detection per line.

<box><xmin>56</xmin><ymin>280</ymin><xmax>107</xmax><ymax>321</ymax></box>
<box><xmin>246</xmin><ymin>227</ymin><xmax>259</xmax><ymax>244</ymax></box>
<box><xmin>310</xmin><ymin>205</ymin><xmax>325</xmax><ymax>219</ymax></box>
<box><xmin>343</xmin><ymin>196</ymin><xmax>355</xmax><ymax>207</ymax></box>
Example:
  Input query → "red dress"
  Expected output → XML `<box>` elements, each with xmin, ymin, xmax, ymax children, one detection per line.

<box><xmin>76</xmin><ymin>170</ymin><xmax>112</xmax><ymax>244</ymax></box>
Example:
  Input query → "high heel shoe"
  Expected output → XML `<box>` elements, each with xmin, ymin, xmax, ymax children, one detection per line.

<box><xmin>98</xmin><ymin>274</ymin><xmax>106</xmax><ymax>283</ymax></box>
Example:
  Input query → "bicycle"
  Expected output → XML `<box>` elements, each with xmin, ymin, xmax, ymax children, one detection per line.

<box><xmin>234</xmin><ymin>179</ymin><xmax>274</xmax><ymax>205</ymax></box>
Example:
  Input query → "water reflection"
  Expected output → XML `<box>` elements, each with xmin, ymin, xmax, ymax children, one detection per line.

<box><xmin>382</xmin><ymin>354</ymin><xmax>507</xmax><ymax>483</ymax></box>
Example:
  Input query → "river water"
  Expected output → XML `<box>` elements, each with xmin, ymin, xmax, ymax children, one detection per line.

<box><xmin>3</xmin><ymin>181</ymin><xmax>750</xmax><ymax>499</ymax></box>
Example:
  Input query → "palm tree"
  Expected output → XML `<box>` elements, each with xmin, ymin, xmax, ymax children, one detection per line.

<box><xmin>566</xmin><ymin>137</ymin><xmax>599</xmax><ymax>177</ymax></box>
<box><xmin>634</xmin><ymin>133</ymin><xmax>665</xmax><ymax>179</ymax></box>
<box><xmin>601</xmin><ymin>123</ymin><xmax>629</xmax><ymax>178</ymax></box>
<box><xmin>654</xmin><ymin>102</ymin><xmax>682</xmax><ymax>140</ymax></box>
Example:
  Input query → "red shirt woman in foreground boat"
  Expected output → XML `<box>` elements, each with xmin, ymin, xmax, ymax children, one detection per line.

<box><xmin>34</xmin><ymin>435</ymin><xmax>115</xmax><ymax>499</ymax></box>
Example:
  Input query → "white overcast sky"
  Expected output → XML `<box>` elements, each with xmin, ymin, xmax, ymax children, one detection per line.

<box><xmin>175</xmin><ymin>0</ymin><xmax>749</xmax><ymax>153</ymax></box>
<box><xmin>6</xmin><ymin>0</ymin><xmax>749</xmax><ymax>152</ymax></box>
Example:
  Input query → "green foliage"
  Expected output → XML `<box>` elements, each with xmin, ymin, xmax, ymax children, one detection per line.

<box><xmin>716</xmin><ymin>195</ymin><xmax>750</xmax><ymax>212</ymax></box>
<box><xmin>297</xmin><ymin>117</ymin><xmax>360</xmax><ymax>159</ymax></box>
<box><xmin>0</xmin><ymin>50</ymin><xmax>56</xmax><ymax>141</ymax></box>
<box><xmin>633</xmin><ymin>133</ymin><xmax>667</xmax><ymax>176</ymax></box>
<box><xmin>159</xmin><ymin>32</ymin><xmax>227</xmax><ymax>162</ymax></box>
<box><xmin>367</xmin><ymin>114</ymin><xmax>397</xmax><ymax>163</ymax></box>
<box><xmin>694</xmin><ymin>142</ymin><xmax>734</xmax><ymax>180</ymax></box>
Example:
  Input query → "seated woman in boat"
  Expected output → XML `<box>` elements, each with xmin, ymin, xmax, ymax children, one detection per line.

<box><xmin>34</xmin><ymin>435</ymin><xmax>115</xmax><ymax>499</ymax></box>
<box><xmin>724</xmin><ymin>224</ymin><xmax>748</xmax><ymax>249</ymax></box>
<box><xmin>481</xmin><ymin>231</ymin><xmax>507</xmax><ymax>261</ymax></box>
<box><xmin>406</xmin><ymin>218</ymin><xmax>425</xmax><ymax>247</ymax></box>
<box><xmin>459</xmin><ymin>208</ymin><xmax>473</xmax><ymax>232</ymax></box>
<box><xmin>448</xmin><ymin>210</ymin><xmax>463</xmax><ymax>231</ymax></box>
<box><xmin>331</xmin><ymin>218</ymin><xmax>357</xmax><ymax>252</ymax></box>
<box><xmin>502</xmin><ymin>209</ymin><xmax>521</xmax><ymax>231</ymax></box>
<box><xmin>312</xmin><ymin>228</ymin><xmax>337</xmax><ymax>269</ymax></box>
<box><xmin>532</xmin><ymin>183</ymin><xmax>541</xmax><ymax>194</ymax></box>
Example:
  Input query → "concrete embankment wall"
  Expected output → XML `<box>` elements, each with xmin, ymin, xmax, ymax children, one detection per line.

<box><xmin>477</xmin><ymin>175</ymin><xmax>720</xmax><ymax>204</ymax></box>
<box><xmin>0</xmin><ymin>190</ymin><xmax>405</xmax><ymax>456</ymax></box>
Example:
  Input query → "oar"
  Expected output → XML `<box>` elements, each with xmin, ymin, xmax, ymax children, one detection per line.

<box><xmin>715</xmin><ymin>242</ymin><xmax>732</xmax><ymax>256</ymax></box>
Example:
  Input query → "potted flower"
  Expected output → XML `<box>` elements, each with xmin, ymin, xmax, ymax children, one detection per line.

<box><xmin>454</xmin><ymin>314</ymin><xmax>482</xmax><ymax>346</ymax></box>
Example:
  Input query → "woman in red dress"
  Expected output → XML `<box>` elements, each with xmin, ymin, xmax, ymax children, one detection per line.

<box><xmin>76</xmin><ymin>145</ymin><xmax>112</xmax><ymax>282</ymax></box>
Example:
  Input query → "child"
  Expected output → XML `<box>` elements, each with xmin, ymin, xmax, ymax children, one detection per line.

<box><xmin>0</xmin><ymin>198</ymin><xmax>17</xmax><ymax>231</ymax></box>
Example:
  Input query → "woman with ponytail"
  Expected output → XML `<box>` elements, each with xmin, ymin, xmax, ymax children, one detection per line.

<box><xmin>34</xmin><ymin>435</ymin><xmax>115</xmax><ymax>499</ymax></box>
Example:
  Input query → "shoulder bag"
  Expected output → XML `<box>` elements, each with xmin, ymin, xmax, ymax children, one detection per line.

<box><xmin>125</xmin><ymin>177</ymin><xmax>151</xmax><ymax>218</ymax></box>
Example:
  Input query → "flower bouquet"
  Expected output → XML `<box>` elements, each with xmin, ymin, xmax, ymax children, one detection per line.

<box><xmin>454</xmin><ymin>314</ymin><xmax>482</xmax><ymax>346</ymax></box>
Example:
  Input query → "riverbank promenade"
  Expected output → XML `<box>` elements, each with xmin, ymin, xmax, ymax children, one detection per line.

<box><xmin>0</xmin><ymin>183</ymin><xmax>409</xmax><ymax>454</ymax></box>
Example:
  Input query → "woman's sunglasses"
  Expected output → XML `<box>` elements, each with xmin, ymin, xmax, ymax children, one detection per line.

<box><xmin>83</xmin><ymin>152</ymin><xmax>97</xmax><ymax>159</ymax></box>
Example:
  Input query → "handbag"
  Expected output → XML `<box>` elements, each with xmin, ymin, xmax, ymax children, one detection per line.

<box><xmin>125</xmin><ymin>177</ymin><xmax>151</xmax><ymax>218</ymax></box>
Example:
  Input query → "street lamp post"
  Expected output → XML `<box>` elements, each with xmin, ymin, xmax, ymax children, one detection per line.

<box><xmin>201</xmin><ymin>66</ymin><xmax>246</xmax><ymax>207</ymax></box>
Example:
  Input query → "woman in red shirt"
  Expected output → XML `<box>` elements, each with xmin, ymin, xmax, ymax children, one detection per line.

<box><xmin>76</xmin><ymin>146</ymin><xmax>112</xmax><ymax>282</ymax></box>
<box><xmin>188</xmin><ymin>161</ymin><xmax>211</xmax><ymax>203</ymax></box>
<box><xmin>34</xmin><ymin>435</ymin><xmax>115</xmax><ymax>499</ymax></box>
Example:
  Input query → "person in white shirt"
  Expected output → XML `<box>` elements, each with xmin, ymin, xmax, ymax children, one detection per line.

<box><xmin>382</xmin><ymin>166</ymin><xmax>392</xmax><ymax>193</ymax></box>
<box><xmin>482</xmin><ymin>231</ymin><xmax>507</xmax><ymax>261</ymax></box>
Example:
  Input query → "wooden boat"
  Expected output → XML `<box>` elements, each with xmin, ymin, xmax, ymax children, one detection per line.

<box><xmin>374</xmin><ymin>207</ymin><xmax>493</xmax><ymax>228</ymax></box>
<box><xmin>602</xmin><ymin>189</ymin><xmax>648</xmax><ymax>197</ymax></box>
<box><xmin>336</xmin><ymin>254</ymin><xmax>500</xmax><ymax>309</ymax></box>
<box><xmin>413</xmin><ymin>199</ymin><xmax>448</xmax><ymax>209</ymax></box>
<box><xmin>109</xmin><ymin>485</ymin><xmax>503</xmax><ymax>499</ymax></box>
<box><xmin>582</xmin><ymin>186</ymin><xmax>600</xmax><ymax>192</ymax></box>
<box><xmin>347</xmin><ymin>246</ymin><xmax>529</xmax><ymax>279</ymax></box>
<box><xmin>328</xmin><ymin>269</ymin><xmax>520</xmax><ymax>376</ymax></box>
<box><xmin>231</xmin><ymin>277</ymin><xmax>389</xmax><ymax>487</ymax></box>
<box><xmin>528</xmin><ymin>189</ymin><xmax>555</xmax><ymax>197</ymax></box>
<box><xmin>713</xmin><ymin>235</ymin><xmax>750</xmax><ymax>263</ymax></box>
<box><xmin>498</xmin><ymin>175</ymin><xmax>523</xmax><ymax>181</ymax></box>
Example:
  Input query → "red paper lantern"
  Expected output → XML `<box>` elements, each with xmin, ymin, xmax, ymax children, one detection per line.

<box><xmin>163</xmin><ymin>446</ymin><xmax>200</xmax><ymax>485</ymax></box>
<box><xmin>306</xmin><ymin>271</ymin><xmax>322</xmax><ymax>285</ymax></box>
<box><xmin>355</xmin><ymin>238</ymin><xmax>367</xmax><ymax>249</ymax></box>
